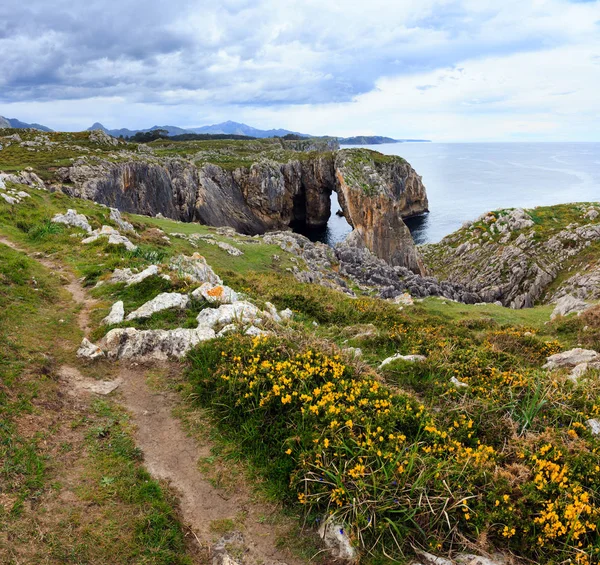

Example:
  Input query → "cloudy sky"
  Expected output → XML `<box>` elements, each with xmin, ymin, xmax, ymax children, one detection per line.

<box><xmin>1</xmin><ymin>0</ymin><xmax>599</xmax><ymax>140</ymax></box>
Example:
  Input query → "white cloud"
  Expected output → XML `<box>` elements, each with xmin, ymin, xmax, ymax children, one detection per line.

<box><xmin>1</xmin><ymin>0</ymin><xmax>599</xmax><ymax>139</ymax></box>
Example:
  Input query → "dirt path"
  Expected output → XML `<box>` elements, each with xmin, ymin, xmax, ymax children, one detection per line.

<box><xmin>1</xmin><ymin>235</ymin><xmax>308</xmax><ymax>565</ymax></box>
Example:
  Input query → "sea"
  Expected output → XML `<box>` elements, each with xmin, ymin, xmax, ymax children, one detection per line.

<box><xmin>301</xmin><ymin>142</ymin><xmax>600</xmax><ymax>246</ymax></box>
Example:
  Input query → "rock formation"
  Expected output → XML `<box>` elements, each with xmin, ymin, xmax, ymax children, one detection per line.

<box><xmin>56</xmin><ymin>147</ymin><xmax>428</xmax><ymax>273</ymax></box>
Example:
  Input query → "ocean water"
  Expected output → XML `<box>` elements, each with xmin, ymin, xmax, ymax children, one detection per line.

<box><xmin>309</xmin><ymin>142</ymin><xmax>600</xmax><ymax>245</ymax></box>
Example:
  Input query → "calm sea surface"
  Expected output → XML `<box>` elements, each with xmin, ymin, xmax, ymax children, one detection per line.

<box><xmin>308</xmin><ymin>142</ymin><xmax>600</xmax><ymax>245</ymax></box>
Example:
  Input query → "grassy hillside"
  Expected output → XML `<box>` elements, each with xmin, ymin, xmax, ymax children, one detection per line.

<box><xmin>1</xmin><ymin>181</ymin><xmax>600</xmax><ymax>564</ymax></box>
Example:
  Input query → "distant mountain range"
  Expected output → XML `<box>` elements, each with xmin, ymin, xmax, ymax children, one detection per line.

<box><xmin>0</xmin><ymin>115</ymin><xmax>53</xmax><ymax>132</ymax></box>
<box><xmin>0</xmin><ymin>114</ymin><xmax>430</xmax><ymax>144</ymax></box>
<box><xmin>87</xmin><ymin>120</ymin><xmax>310</xmax><ymax>139</ymax></box>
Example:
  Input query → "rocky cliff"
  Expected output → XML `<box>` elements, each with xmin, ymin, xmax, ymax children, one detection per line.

<box><xmin>57</xmin><ymin>144</ymin><xmax>428</xmax><ymax>273</ymax></box>
<box><xmin>421</xmin><ymin>204</ymin><xmax>600</xmax><ymax>308</ymax></box>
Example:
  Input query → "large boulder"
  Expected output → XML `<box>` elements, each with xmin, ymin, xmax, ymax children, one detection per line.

<box><xmin>104</xmin><ymin>326</ymin><xmax>215</xmax><ymax>360</ymax></box>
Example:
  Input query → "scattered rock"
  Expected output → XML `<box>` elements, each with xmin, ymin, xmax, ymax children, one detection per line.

<box><xmin>586</xmin><ymin>419</ymin><xmax>600</xmax><ymax>435</ymax></box>
<box><xmin>379</xmin><ymin>353</ymin><xmax>426</xmax><ymax>369</ymax></box>
<box><xmin>393</xmin><ymin>292</ymin><xmax>414</xmax><ymax>306</ymax></box>
<box><xmin>216</xmin><ymin>241</ymin><xmax>244</xmax><ymax>256</ymax></box>
<box><xmin>551</xmin><ymin>294</ymin><xmax>590</xmax><ymax>320</ymax></box>
<box><xmin>77</xmin><ymin>338</ymin><xmax>105</xmax><ymax>359</ymax></box>
<box><xmin>543</xmin><ymin>348</ymin><xmax>600</xmax><ymax>369</ymax></box>
<box><xmin>451</xmin><ymin>376</ymin><xmax>469</xmax><ymax>389</ymax></box>
<box><xmin>279</xmin><ymin>308</ymin><xmax>293</xmax><ymax>321</ymax></box>
<box><xmin>245</xmin><ymin>325</ymin><xmax>270</xmax><ymax>337</ymax></box>
<box><xmin>107</xmin><ymin>265</ymin><xmax>160</xmax><ymax>286</ymax></box>
<box><xmin>196</xmin><ymin>301</ymin><xmax>262</xmax><ymax>329</ymax></box>
<box><xmin>82</xmin><ymin>225</ymin><xmax>137</xmax><ymax>251</ymax></box>
<box><xmin>104</xmin><ymin>326</ymin><xmax>216</xmax><ymax>360</ymax></box>
<box><xmin>342</xmin><ymin>347</ymin><xmax>362</xmax><ymax>358</ymax></box>
<box><xmin>317</xmin><ymin>518</ymin><xmax>357</xmax><ymax>563</ymax></box>
<box><xmin>52</xmin><ymin>209</ymin><xmax>92</xmax><ymax>233</ymax></box>
<box><xmin>109</xmin><ymin>207</ymin><xmax>135</xmax><ymax>232</ymax></box>
<box><xmin>191</xmin><ymin>282</ymin><xmax>239</xmax><ymax>304</ymax></box>
<box><xmin>455</xmin><ymin>554</ymin><xmax>507</xmax><ymax>565</ymax></box>
<box><xmin>170</xmin><ymin>253</ymin><xmax>222</xmax><ymax>284</ymax></box>
<box><xmin>126</xmin><ymin>292</ymin><xmax>190</xmax><ymax>320</ymax></box>
<box><xmin>0</xmin><ymin>193</ymin><xmax>17</xmax><ymax>205</ymax></box>
<box><xmin>102</xmin><ymin>301</ymin><xmax>125</xmax><ymax>325</ymax></box>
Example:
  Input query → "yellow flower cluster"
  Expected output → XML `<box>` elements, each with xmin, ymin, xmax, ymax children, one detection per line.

<box><xmin>528</xmin><ymin>444</ymin><xmax>598</xmax><ymax>548</ymax></box>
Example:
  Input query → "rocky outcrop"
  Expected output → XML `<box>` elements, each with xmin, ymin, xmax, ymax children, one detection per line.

<box><xmin>421</xmin><ymin>206</ymin><xmax>600</xmax><ymax>308</ymax></box>
<box><xmin>57</xmin><ymin>147</ymin><xmax>428</xmax><ymax>273</ymax></box>
<box><xmin>334</xmin><ymin>149</ymin><xmax>428</xmax><ymax>273</ymax></box>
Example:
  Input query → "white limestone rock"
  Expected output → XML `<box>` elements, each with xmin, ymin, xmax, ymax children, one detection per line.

<box><xmin>317</xmin><ymin>518</ymin><xmax>357</xmax><ymax>563</ymax></box>
<box><xmin>196</xmin><ymin>301</ymin><xmax>262</xmax><ymax>329</ymax></box>
<box><xmin>379</xmin><ymin>353</ymin><xmax>427</xmax><ymax>369</ymax></box>
<box><xmin>551</xmin><ymin>294</ymin><xmax>590</xmax><ymax>320</ymax></box>
<box><xmin>102</xmin><ymin>301</ymin><xmax>124</xmax><ymax>325</ymax></box>
<box><xmin>451</xmin><ymin>376</ymin><xmax>469</xmax><ymax>389</ymax></box>
<box><xmin>216</xmin><ymin>241</ymin><xmax>244</xmax><ymax>256</ymax></box>
<box><xmin>191</xmin><ymin>282</ymin><xmax>239</xmax><ymax>304</ymax></box>
<box><xmin>586</xmin><ymin>418</ymin><xmax>600</xmax><ymax>435</ymax></box>
<box><xmin>109</xmin><ymin>207</ymin><xmax>135</xmax><ymax>232</ymax></box>
<box><xmin>107</xmin><ymin>233</ymin><xmax>137</xmax><ymax>251</ymax></box>
<box><xmin>52</xmin><ymin>209</ymin><xmax>92</xmax><ymax>233</ymax></box>
<box><xmin>393</xmin><ymin>292</ymin><xmax>414</xmax><ymax>306</ymax></box>
<box><xmin>343</xmin><ymin>347</ymin><xmax>362</xmax><ymax>358</ymax></box>
<box><xmin>104</xmin><ymin>326</ymin><xmax>215</xmax><ymax>360</ymax></box>
<box><xmin>0</xmin><ymin>193</ymin><xmax>17</xmax><ymax>205</ymax></box>
<box><xmin>217</xmin><ymin>324</ymin><xmax>237</xmax><ymax>337</ymax></box>
<box><xmin>108</xmin><ymin>265</ymin><xmax>159</xmax><ymax>286</ymax></box>
<box><xmin>279</xmin><ymin>308</ymin><xmax>293</xmax><ymax>321</ymax></box>
<box><xmin>245</xmin><ymin>325</ymin><xmax>270</xmax><ymax>337</ymax></box>
<box><xmin>170</xmin><ymin>253</ymin><xmax>222</xmax><ymax>284</ymax></box>
<box><xmin>77</xmin><ymin>338</ymin><xmax>105</xmax><ymax>360</ymax></box>
<box><xmin>126</xmin><ymin>292</ymin><xmax>189</xmax><ymax>320</ymax></box>
<box><xmin>543</xmin><ymin>348</ymin><xmax>600</xmax><ymax>369</ymax></box>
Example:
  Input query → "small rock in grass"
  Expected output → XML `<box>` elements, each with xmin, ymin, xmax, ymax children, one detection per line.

<box><xmin>0</xmin><ymin>193</ymin><xmax>17</xmax><ymax>205</ymax></box>
<box><xmin>109</xmin><ymin>207</ymin><xmax>135</xmax><ymax>232</ymax></box>
<box><xmin>379</xmin><ymin>353</ymin><xmax>426</xmax><ymax>369</ymax></box>
<box><xmin>126</xmin><ymin>292</ymin><xmax>189</xmax><ymax>320</ymax></box>
<box><xmin>102</xmin><ymin>301</ymin><xmax>124</xmax><ymax>325</ymax></box>
<box><xmin>279</xmin><ymin>308</ymin><xmax>293</xmax><ymax>321</ymax></box>
<box><xmin>170</xmin><ymin>253</ymin><xmax>222</xmax><ymax>285</ymax></box>
<box><xmin>451</xmin><ymin>376</ymin><xmax>469</xmax><ymax>389</ymax></box>
<box><xmin>77</xmin><ymin>338</ymin><xmax>105</xmax><ymax>360</ymax></box>
<box><xmin>52</xmin><ymin>209</ymin><xmax>92</xmax><ymax>233</ymax></box>
<box><xmin>586</xmin><ymin>419</ymin><xmax>600</xmax><ymax>435</ymax></box>
<box><xmin>318</xmin><ymin>518</ymin><xmax>357</xmax><ymax>563</ymax></box>
<box><xmin>543</xmin><ymin>348</ymin><xmax>600</xmax><ymax>369</ymax></box>
<box><xmin>393</xmin><ymin>292</ymin><xmax>414</xmax><ymax>306</ymax></box>
<box><xmin>245</xmin><ymin>325</ymin><xmax>270</xmax><ymax>337</ymax></box>
<box><xmin>217</xmin><ymin>324</ymin><xmax>237</xmax><ymax>337</ymax></box>
<box><xmin>343</xmin><ymin>347</ymin><xmax>362</xmax><ymax>358</ymax></box>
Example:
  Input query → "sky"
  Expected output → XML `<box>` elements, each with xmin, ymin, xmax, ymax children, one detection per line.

<box><xmin>1</xmin><ymin>0</ymin><xmax>599</xmax><ymax>141</ymax></box>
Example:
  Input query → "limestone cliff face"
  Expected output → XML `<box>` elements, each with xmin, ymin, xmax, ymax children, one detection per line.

<box><xmin>333</xmin><ymin>150</ymin><xmax>427</xmax><ymax>274</ymax></box>
<box><xmin>58</xmin><ymin>148</ymin><xmax>427</xmax><ymax>273</ymax></box>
